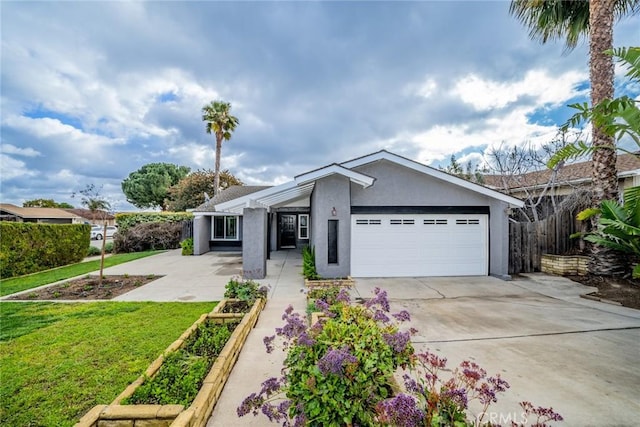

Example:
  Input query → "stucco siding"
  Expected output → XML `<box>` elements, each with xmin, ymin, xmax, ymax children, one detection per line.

<box><xmin>193</xmin><ymin>215</ymin><xmax>211</xmax><ymax>255</ymax></box>
<box><xmin>311</xmin><ymin>175</ymin><xmax>351</xmax><ymax>278</ymax></box>
<box><xmin>242</xmin><ymin>208</ymin><xmax>268</xmax><ymax>279</ymax></box>
<box><xmin>351</xmin><ymin>160</ymin><xmax>492</xmax><ymax>206</ymax></box>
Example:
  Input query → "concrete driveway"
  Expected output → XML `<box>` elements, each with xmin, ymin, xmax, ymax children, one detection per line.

<box><xmin>354</xmin><ymin>275</ymin><xmax>640</xmax><ymax>426</ymax></box>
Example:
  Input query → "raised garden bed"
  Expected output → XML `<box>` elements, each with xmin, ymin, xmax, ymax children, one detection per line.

<box><xmin>541</xmin><ymin>254</ymin><xmax>589</xmax><ymax>276</ymax></box>
<box><xmin>75</xmin><ymin>297</ymin><xmax>265</xmax><ymax>427</ymax></box>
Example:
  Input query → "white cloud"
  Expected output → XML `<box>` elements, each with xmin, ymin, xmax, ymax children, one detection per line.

<box><xmin>405</xmin><ymin>76</ymin><xmax>438</xmax><ymax>99</ymax></box>
<box><xmin>453</xmin><ymin>70</ymin><xmax>588</xmax><ymax>111</ymax></box>
<box><xmin>1</xmin><ymin>144</ymin><xmax>41</xmax><ymax>157</ymax></box>
<box><xmin>0</xmin><ymin>154</ymin><xmax>39</xmax><ymax>180</ymax></box>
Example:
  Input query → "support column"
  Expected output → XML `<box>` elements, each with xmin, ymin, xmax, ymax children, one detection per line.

<box><xmin>193</xmin><ymin>216</ymin><xmax>211</xmax><ymax>255</ymax></box>
<box><xmin>242</xmin><ymin>207</ymin><xmax>268</xmax><ymax>279</ymax></box>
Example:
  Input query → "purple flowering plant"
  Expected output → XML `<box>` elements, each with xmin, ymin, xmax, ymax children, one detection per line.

<box><xmin>238</xmin><ymin>286</ymin><xmax>415</xmax><ymax>426</ymax></box>
<box><xmin>375</xmin><ymin>350</ymin><xmax>563</xmax><ymax>427</ymax></box>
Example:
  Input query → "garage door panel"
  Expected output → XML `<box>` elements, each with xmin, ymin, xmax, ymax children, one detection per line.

<box><xmin>351</xmin><ymin>214</ymin><xmax>487</xmax><ymax>277</ymax></box>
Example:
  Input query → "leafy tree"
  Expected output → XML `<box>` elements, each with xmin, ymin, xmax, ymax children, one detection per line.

<box><xmin>166</xmin><ymin>169</ymin><xmax>243</xmax><ymax>212</ymax></box>
<box><xmin>121</xmin><ymin>163</ymin><xmax>190</xmax><ymax>210</ymax></box>
<box><xmin>441</xmin><ymin>154</ymin><xmax>486</xmax><ymax>184</ymax></box>
<box><xmin>202</xmin><ymin>100</ymin><xmax>239</xmax><ymax>196</ymax></box>
<box><xmin>509</xmin><ymin>0</ymin><xmax>640</xmax><ymax>275</ymax></box>
<box><xmin>574</xmin><ymin>185</ymin><xmax>640</xmax><ymax>278</ymax></box>
<box><xmin>23</xmin><ymin>198</ymin><xmax>74</xmax><ymax>208</ymax></box>
<box><xmin>73</xmin><ymin>184</ymin><xmax>111</xmax><ymax>286</ymax></box>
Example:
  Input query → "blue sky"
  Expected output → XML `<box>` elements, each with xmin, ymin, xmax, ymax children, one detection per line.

<box><xmin>1</xmin><ymin>1</ymin><xmax>638</xmax><ymax>211</ymax></box>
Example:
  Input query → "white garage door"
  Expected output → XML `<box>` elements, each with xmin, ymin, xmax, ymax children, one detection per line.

<box><xmin>351</xmin><ymin>214</ymin><xmax>488</xmax><ymax>277</ymax></box>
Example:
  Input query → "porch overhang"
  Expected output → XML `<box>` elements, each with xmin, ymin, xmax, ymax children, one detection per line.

<box><xmin>214</xmin><ymin>164</ymin><xmax>375</xmax><ymax>214</ymax></box>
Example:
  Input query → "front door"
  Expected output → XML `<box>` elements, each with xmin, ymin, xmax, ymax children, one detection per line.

<box><xmin>280</xmin><ymin>214</ymin><xmax>296</xmax><ymax>248</ymax></box>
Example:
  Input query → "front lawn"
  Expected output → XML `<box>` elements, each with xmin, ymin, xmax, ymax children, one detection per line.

<box><xmin>0</xmin><ymin>250</ymin><xmax>164</xmax><ymax>297</ymax></box>
<box><xmin>0</xmin><ymin>301</ymin><xmax>215</xmax><ymax>426</ymax></box>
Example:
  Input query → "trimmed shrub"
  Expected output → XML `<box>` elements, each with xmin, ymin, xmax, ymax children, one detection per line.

<box><xmin>0</xmin><ymin>223</ymin><xmax>89</xmax><ymax>278</ymax></box>
<box><xmin>181</xmin><ymin>237</ymin><xmax>193</xmax><ymax>256</ymax></box>
<box><xmin>87</xmin><ymin>246</ymin><xmax>102</xmax><ymax>257</ymax></box>
<box><xmin>104</xmin><ymin>241</ymin><xmax>114</xmax><ymax>253</ymax></box>
<box><xmin>115</xmin><ymin>212</ymin><xmax>193</xmax><ymax>233</ymax></box>
<box><xmin>114</xmin><ymin>222</ymin><xmax>182</xmax><ymax>253</ymax></box>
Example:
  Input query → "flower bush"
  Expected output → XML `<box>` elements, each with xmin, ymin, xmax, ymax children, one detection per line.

<box><xmin>238</xmin><ymin>287</ymin><xmax>563</xmax><ymax>427</ymax></box>
<box><xmin>238</xmin><ymin>287</ymin><xmax>414</xmax><ymax>426</ymax></box>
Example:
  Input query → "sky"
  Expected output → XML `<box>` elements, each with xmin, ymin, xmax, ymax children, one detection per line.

<box><xmin>1</xmin><ymin>1</ymin><xmax>639</xmax><ymax>212</ymax></box>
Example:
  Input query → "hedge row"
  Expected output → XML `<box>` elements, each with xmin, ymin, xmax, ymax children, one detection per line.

<box><xmin>115</xmin><ymin>212</ymin><xmax>193</xmax><ymax>232</ymax></box>
<box><xmin>0</xmin><ymin>222</ymin><xmax>90</xmax><ymax>279</ymax></box>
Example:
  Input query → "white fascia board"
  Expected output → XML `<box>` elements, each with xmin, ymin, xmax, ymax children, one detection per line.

<box><xmin>619</xmin><ymin>168</ymin><xmax>640</xmax><ymax>178</ymax></box>
<box><xmin>295</xmin><ymin>164</ymin><xmax>375</xmax><ymax>188</ymax></box>
<box><xmin>215</xmin><ymin>180</ymin><xmax>298</xmax><ymax>212</ymax></box>
<box><xmin>342</xmin><ymin>150</ymin><xmax>525</xmax><ymax>207</ymax></box>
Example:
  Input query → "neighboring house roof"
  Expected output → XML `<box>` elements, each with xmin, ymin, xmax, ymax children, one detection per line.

<box><xmin>64</xmin><ymin>208</ymin><xmax>115</xmax><ymax>221</ymax></box>
<box><xmin>199</xmin><ymin>150</ymin><xmax>524</xmax><ymax>215</ymax></box>
<box><xmin>0</xmin><ymin>203</ymin><xmax>80</xmax><ymax>219</ymax></box>
<box><xmin>193</xmin><ymin>186</ymin><xmax>272</xmax><ymax>212</ymax></box>
<box><xmin>483</xmin><ymin>153</ymin><xmax>640</xmax><ymax>191</ymax></box>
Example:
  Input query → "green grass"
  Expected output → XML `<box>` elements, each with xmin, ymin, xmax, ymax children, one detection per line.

<box><xmin>0</xmin><ymin>301</ymin><xmax>216</xmax><ymax>426</ymax></box>
<box><xmin>0</xmin><ymin>251</ymin><xmax>164</xmax><ymax>297</ymax></box>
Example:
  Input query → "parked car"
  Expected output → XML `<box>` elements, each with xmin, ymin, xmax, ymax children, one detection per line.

<box><xmin>91</xmin><ymin>225</ymin><xmax>117</xmax><ymax>240</ymax></box>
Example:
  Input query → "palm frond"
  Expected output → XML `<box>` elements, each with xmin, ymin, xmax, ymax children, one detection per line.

<box><xmin>607</xmin><ymin>46</ymin><xmax>640</xmax><ymax>80</ymax></box>
<box><xmin>576</xmin><ymin>207</ymin><xmax>601</xmax><ymax>221</ymax></box>
<box><xmin>623</xmin><ymin>186</ymin><xmax>640</xmax><ymax>225</ymax></box>
<box><xmin>583</xmin><ymin>234</ymin><xmax>632</xmax><ymax>253</ymax></box>
<box><xmin>547</xmin><ymin>141</ymin><xmax>595</xmax><ymax>169</ymax></box>
<box><xmin>599</xmin><ymin>200</ymin><xmax>628</xmax><ymax>222</ymax></box>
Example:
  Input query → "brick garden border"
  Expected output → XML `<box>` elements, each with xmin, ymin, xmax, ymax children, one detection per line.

<box><xmin>304</xmin><ymin>276</ymin><xmax>354</xmax><ymax>288</ymax></box>
<box><xmin>75</xmin><ymin>297</ymin><xmax>266</xmax><ymax>427</ymax></box>
<box><xmin>540</xmin><ymin>254</ymin><xmax>589</xmax><ymax>276</ymax></box>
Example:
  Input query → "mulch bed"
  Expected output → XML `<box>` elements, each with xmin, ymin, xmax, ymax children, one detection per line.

<box><xmin>8</xmin><ymin>275</ymin><xmax>162</xmax><ymax>300</ymax></box>
<box><xmin>567</xmin><ymin>274</ymin><xmax>640</xmax><ymax>310</ymax></box>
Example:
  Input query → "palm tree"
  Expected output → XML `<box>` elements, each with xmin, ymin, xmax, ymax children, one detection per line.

<box><xmin>509</xmin><ymin>0</ymin><xmax>639</xmax><ymax>275</ymax></box>
<box><xmin>201</xmin><ymin>100</ymin><xmax>239</xmax><ymax>196</ymax></box>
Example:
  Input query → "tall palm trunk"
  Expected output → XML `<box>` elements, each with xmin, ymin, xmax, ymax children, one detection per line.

<box><xmin>588</xmin><ymin>0</ymin><xmax>624</xmax><ymax>275</ymax></box>
<box><xmin>214</xmin><ymin>134</ymin><xmax>223</xmax><ymax>196</ymax></box>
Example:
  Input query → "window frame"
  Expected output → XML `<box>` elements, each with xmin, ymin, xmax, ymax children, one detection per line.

<box><xmin>298</xmin><ymin>214</ymin><xmax>309</xmax><ymax>240</ymax></box>
<box><xmin>212</xmin><ymin>215</ymin><xmax>239</xmax><ymax>241</ymax></box>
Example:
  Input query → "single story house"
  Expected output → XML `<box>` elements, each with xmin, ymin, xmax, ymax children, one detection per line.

<box><xmin>64</xmin><ymin>208</ymin><xmax>117</xmax><ymax>226</ymax></box>
<box><xmin>193</xmin><ymin>150</ymin><xmax>524</xmax><ymax>280</ymax></box>
<box><xmin>0</xmin><ymin>204</ymin><xmax>82</xmax><ymax>224</ymax></box>
<box><xmin>483</xmin><ymin>153</ymin><xmax>640</xmax><ymax>199</ymax></box>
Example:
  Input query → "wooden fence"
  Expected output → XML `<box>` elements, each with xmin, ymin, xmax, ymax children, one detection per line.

<box><xmin>181</xmin><ymin>220</ymin><xmax>193</xmax><ymax>241</ymax></box>
<box><xmin>509</xmin><ymin>207</ymin><xmax>585</xmax><ymax>274</ymax></box>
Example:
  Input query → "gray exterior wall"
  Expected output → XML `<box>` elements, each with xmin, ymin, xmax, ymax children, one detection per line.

<box><xmin>242</xmin><ymin>208</ymin><xmax>268</xmax><ymax>279</ymax></box>
<box><xmin>310</xmin><ymin>175</ymin><xmax>351</xmax><ymax>278</ymax></box>
<box><xmin>193</xmin><ymin>215</ymin><xmax>211</xmax><ymax>256</ymax></box>
<box><xmin>350</xmin><ymin>160</ymin><xmax>511</xmax><ymax>277</ymax></box>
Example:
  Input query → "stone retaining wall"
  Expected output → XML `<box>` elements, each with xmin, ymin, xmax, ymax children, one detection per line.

<box><xmin>75</xmin><ymin>298</ymin><xmax>266</xmax><ymax>427</ymax></box>
<box><xmin>305</xmin><ymin>276</ymin><xmax>354</xmax><ymax>288</ymax></box>
<box><xmin>540</xmin><ymin>254</ymin><xmax>589</xmax><ymax>276</ymax></box>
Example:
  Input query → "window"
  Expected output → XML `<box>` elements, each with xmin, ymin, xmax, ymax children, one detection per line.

<box><xmin>298</xmin><ymin>214</ymin><xmax>309</xmax><ymax>239</ymax></box>
<box><xmin>328</xmin><ymin>220</ymin><xmax>338</xmax><ymax>264</ymax></box>
<box><xmin>212</xmin><ymin>216</ymin><xmax>238</xmax><ymax>240</ymax></box>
